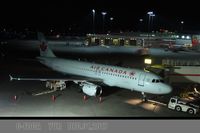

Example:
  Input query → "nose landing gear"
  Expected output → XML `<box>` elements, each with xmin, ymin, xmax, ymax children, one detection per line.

<box><xmin>141</xmin><ymin>92</ymin><xmax>148</xmax><ymax>102</ymax></box>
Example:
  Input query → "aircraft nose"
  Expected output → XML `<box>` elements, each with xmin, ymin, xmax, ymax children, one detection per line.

<box><xmin>162</xmin><ymin>84</ymin><xmax>172</xmax><ymax>94</ymax></box>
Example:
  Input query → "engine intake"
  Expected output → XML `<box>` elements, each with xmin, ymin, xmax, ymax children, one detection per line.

<box><xmin>82</xmin><ymin>84</ymin><xmax>102</xmax><ymax>97</ymax></box>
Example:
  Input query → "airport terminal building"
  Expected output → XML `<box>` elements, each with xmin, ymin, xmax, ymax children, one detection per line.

<box><xmin>86</xmin><ymin>32</ymin><xmax>200</xmax><ymax>49</ymax></box>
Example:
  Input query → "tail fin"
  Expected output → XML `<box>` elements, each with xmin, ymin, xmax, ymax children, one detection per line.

<box><xmin>37</xmin><ymin>32</ymin><xmax>56</xmax><ymax>57</ymax></box>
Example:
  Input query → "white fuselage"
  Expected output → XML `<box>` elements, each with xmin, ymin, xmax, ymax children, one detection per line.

<box><xmin>37</xmin><ymin>57</ymin><xmax>172</xmax><ymax>94</ymax></box>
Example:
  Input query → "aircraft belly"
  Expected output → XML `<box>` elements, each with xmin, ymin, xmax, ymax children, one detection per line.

<box><xmin>102</xmin><ymin>76</ymin><xmax>132</xmax><ymax>90</ymax></box>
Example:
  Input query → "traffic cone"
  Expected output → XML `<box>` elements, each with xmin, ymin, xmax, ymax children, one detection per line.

<box><xmin>51</xmin><ymin>95</ymin><xmax>56</xmax><ymax>102</ymax></box>
<box><xmin>13</xmin><ymin>95</ymin><xmax>17</xmax><ymax>101</ymax></box>
<box><xmin>83</xmin><ymin>95</ymin><xmax>87</xmax><ymax>101</ymax></box>
<box><xmin>99</xmin><ymin>97</ymin><xmax>102</xmax><ymax>103</ymax></box>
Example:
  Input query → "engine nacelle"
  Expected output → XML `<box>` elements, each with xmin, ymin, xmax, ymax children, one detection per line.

<box><xmin>82</xmin><ymin>84</ymin><xmax>102</xmax><ymax>97</ymax></box>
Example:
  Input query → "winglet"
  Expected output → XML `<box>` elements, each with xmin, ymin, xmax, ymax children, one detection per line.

<box><xmin>9</xmin><ymin>74</ymin><xmax>13</xmax><ymax>81</ymax></box>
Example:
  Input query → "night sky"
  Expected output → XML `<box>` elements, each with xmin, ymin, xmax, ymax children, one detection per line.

<box><xmin>1</xmin><ymin>0</ymin><xmax>200</xmax><ymax>33</ymax></box>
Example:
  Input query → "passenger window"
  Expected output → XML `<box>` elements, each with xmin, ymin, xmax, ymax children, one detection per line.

<box><xmin>156</xmin><ymin>79</ymin><xmax>159</xmax><ymax>83</ymax></box>
<box><xmin>152</xmin><ymin>79</ymin><xmax>155</xmax><ymax>83</ymax></box>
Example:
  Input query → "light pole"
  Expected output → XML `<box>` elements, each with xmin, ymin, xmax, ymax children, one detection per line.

<box><xmin>102</xmin><ymin>12</ymin><xmax>107</xmax><ymax>33</ymax></box>
<box><xmin>147</xmin><ymin>11</ymin><xmax>155</xmax><ymax>33</ymax></box>
<box><xmin>150</xmin><ymin>14</ymin><xmax>155</xmax><ymax>32</ymax></box>
<box><xmin>147</xmin><ymin>11</ymin><xmax>153</xmax><ymax>34</ymax></box>
<box><xmin>110</xmin><ymin>17</ymin><xmax>114</xmax><ymax>33</ymax></box>
<box><xmin>92</xmin><ymin>9</ymin><xmax>95</xmax><ymax>34</ymax></box>
<box><xmin>147</xmin><ymin>11</ymin><xmax>155</xmax><ymax>47</ymax></box>
<box><xmin>180</xmin><ymin>20</ymin><xmax>184</xmax><ymax>32</ymax></box>
<box><xmin>139</xmin><ymin>18</ymin><xmax>143</xmax><ymax>31</ymax></box>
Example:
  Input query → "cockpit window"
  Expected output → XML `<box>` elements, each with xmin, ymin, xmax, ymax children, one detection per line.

<box><xmin>152</xmin><ymin>79</ymin><xmax>164</xmax><ymax>83</ymax></box>
<box><xmin>160</xmin><ymin>79</ymin><xmax>164</xmax><ymax>83</ymax></box>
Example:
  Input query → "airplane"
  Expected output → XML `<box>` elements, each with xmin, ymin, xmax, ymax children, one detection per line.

<box><xmin>164</xmin><ymin>42</ymin><xmax>189</xmax><ymax>52</ymax></box>
<box><xmin>163</xmin><ymin>37</ymin><xmax>199</xmax><ymax>52</ymax></box>
<box><xmin>9</xmin><ymin>32</ymin><xmax>172</xmax><ymax>102</ymax></box>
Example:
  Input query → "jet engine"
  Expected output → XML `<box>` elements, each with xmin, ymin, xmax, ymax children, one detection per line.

<box><xmin>81</xmin><ymin>83</ymin><xmax>102</xmax><ymax>97</ymax></box>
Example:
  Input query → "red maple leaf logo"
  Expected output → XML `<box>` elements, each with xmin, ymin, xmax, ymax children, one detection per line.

<box><xmin>40</xmin><ymin>41</ymin><xmax>47</xmax><ymax>51</ymax></box>
<box><xmin>129</xmin><ymin>71</ymin><xmax>135</xmax><ymax>76</ymax></box>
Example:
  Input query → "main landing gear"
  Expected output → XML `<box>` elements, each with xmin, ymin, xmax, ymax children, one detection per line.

<box><xmin>141</xmin><ymin>92</ymin><xmax>148</xmax><ymax>102</ymax></box>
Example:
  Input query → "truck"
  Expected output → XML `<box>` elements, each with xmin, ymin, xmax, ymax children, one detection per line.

<box><xmin>45</xmin><ymin>80</ymin><xmax>66</xmax><ymax>91</ymax></box>
<box><xmin>168</xmin><ymin>96</ymin><xmax>199</xmax><ymax>115</ymax></box>
<box><xmin>32</xmin><ymin>80</ymin><xmax>66</xmax><ymax>96</ymax></box>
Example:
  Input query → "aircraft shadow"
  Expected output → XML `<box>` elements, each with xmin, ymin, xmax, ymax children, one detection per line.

<box><xmin>101</xmin><ymin>86</ymin><xmax>122</xmax><ymax>97</ymax></box>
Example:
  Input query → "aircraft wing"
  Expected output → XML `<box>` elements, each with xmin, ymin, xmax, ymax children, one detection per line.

<box><xmin>9</xmin><ymin>74</ymin><xmax>103</xmax><ymax>83</ymax></box>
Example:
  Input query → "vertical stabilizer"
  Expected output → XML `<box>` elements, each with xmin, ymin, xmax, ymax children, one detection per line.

<box><xmin>37</xmin><ymin>32</ymin><xmax>56</xmax><ymax>57</ymax></box>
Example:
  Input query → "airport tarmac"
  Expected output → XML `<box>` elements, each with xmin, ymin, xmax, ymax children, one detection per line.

<box><xmin>0</xmin><ymin>55</ymin><xmax>199</xmax><ymax>117</ymax></box>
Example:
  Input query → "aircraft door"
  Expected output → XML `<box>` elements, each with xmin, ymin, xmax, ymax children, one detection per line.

<box><xmin>138</xmin><ymin>73</ymin><xmax>146</xmax><ymax>86</ymax></box>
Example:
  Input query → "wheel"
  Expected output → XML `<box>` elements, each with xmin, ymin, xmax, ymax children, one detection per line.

<box><xmin>175</xmin><ymin>106</ymin><xmax>182</xmax><ymax>112</ymax></box>
<box><xmin>187</xmin><ymin>108</ymin><xmax>195</xmax><ymax>115</ymax></box>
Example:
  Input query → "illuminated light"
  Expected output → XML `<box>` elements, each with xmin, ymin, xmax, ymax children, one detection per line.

<box><xmin>147</xmin><ymin>11</ymin><xmax>153</xmax><ymax>15</ymax></box>
<box><xmin>125</xmin><ymin>40</ymin><xmax>129</xmax><ymax>45</ymax></box>
<box><xmin>91</xmin><ymin>37</ymin><xmax>95</xmax><ymax>43</ymax></box>
<box><xmin>176</xmin><ymin>35</ymin><xmax>179</xmax><ymax>38</ymax></box>
<box><xmin>56</xmin><ymin>34</ymin><xmax>60</xmax><ymax>38</ymax></box>
<box><xmin>186</xmin><ymin>36</ymin><xmax>190</xmax><ymax>39</ymax></box>
<box><xmin>181</xmin><ymin>35</ymin><xmax>185</xmax><ymax>39</ymax></box>
<box><xmin>101</xmin><ymin>12</ymin><xmax>107</xmax><ymax>15</ymax></box>
<box><xmin>144</xmin><ymin>58</ymin><xmax>152</xmax><ymax>65</ymax></box>
<box><xmin>92</xmin><ymin>9</ymin><xmax>95</xmax><ymax>13</ymax></box>
<box><xmin>110</xmin><ymin>17</ymin><xmax>114</xmax><ymax>21</ymax></box>
<box><xmin>139</xmin><ymin>18</ymin><xmax>143</xmax><ymax>22</ymax></box>
<box><xmin>181</xmin><ymin>21</ymin><xmax>184</xmax><ymax>24</ymax></box>
<box><xmin>100</xmin><ymin>39</ymin><xmax>104</xmax><ymax>45</ymax></box>
<box><xmin>113</xmin><ymin>39</ymin><xmax>119</xmax><ymax>45</ymax></box>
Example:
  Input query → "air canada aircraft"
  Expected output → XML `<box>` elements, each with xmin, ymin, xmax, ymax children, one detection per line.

<box><xmin>9</xmin><ymin>33</ymin><xmax>172</xmax><ymax>101</ymax></box>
